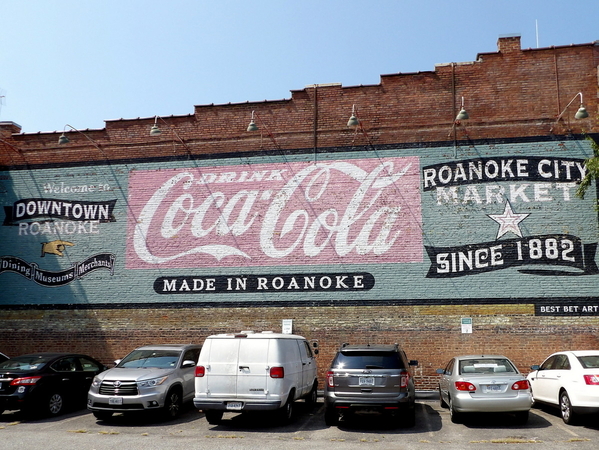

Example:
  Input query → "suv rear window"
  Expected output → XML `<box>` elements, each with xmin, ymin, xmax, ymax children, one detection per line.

<box><xmin>332</xmin><ymin>351</ymin><xmax>405</xmax><ymax>369</ymax></box>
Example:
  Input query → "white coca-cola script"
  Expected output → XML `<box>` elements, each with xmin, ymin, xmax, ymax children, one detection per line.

<box><xmin>126</xmin><ymin>157</ymin><xmax>423</xmax><ymax>268</ymax></box>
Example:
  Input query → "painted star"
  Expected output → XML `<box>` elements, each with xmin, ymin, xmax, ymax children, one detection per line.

<box><xmin>487</xmin><ymin>202</ymin><xmax>530</xmax><ymax>239</ymax></box>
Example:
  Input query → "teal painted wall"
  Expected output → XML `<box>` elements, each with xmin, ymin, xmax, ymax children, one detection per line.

<box><xmin>1</xmin><ymin>138</ymin><xmax>597</xmax><ymax>313</ymax></box>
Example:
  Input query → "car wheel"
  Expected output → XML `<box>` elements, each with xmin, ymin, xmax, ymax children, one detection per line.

<box><xmin>163</xmin><ymin>388</ymin><xmax>183</xmax><ymax>420</ymax></box>
<box><xmin>439</xmin><ymin>387</ymin><xmax>448</xmax><ymax>408</ymax></box>
<box><xmin>46</xmin><ymin>392</ymin><xmax>65</xmax><ymax>416</ymax></box>
<box><xmin>401</xmin><ymin>405</ymin><xmax>416</xmax><ymax>428</ymax></box>
<box><xmin>324</xmin><ymin>408</ymin><xmax>339</xmax><ymax>426</ymax></box>
<box><xmin>204</xmin><ymin>410</ymin><xmax>223</xmax><ymax>425</ymax></box>
<box><xmin>449</xmin><ymin>397</ymin><xmax>462</xmax><ymax>424</ymax></box>
<box><xmin>514</xmin><ymin>411</ymin><xmax>529</xmax><ymax>425</ymax></box>
<box><xmin>279</xmin><ymin>395</ymin><xmax>294</xmax><ymax>424</ymax></box>
<box><xmin>305</xmin><ymin>382</ymin><xmax>318</xmax><ymax>408</ymax></box>
<box><xmin>560</xmin><ymin>391</ymin><xmax>577</xmax><ymax>424</ymax></box>
<box><xmin>93</xmin><ymin>411</ymin><xmax>113</xmax><ymax>421</ymax></box>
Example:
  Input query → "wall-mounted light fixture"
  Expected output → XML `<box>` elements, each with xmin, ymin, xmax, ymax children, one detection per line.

<box><xmin>247</xmin><ymin>111</ymin><xmax>259</xmax><ymax>132</ymax></box>
<box><xmin>347</xmin><ymin>104</ymin><xmax>360</xmax><ymax>128</ymax></box>
<box><xmin>455</xmin><ymin>97</ymin><xmax>469</xmax><ymax>121</ymax></box>
<box><xmin>246</xmin><ymin>110</ymin><xmax>280</xmax><ymax>149</ymax></box>
<box><xmin>449</xmin><ymin>97</ymin><xmax>470</xmax><ymax>156</ymax></box>
<box><xmin>150</xmin><ymin>115</ymin><xmax>191</xmax><ymax>153</ymax></box>
<box><xmin>58</xmin><ymin>124</ymin><xmax>102</xmax><ymax>149</ymax></box>
<box><xmin>550</xmin><ymin>92</ymin><xmax>589</xmax><ymax>133</ymax></box>
<box><xmin>345</xmin><ymin>104</ymin><xmax>374</xmax><ymax>149</ymax></box>
<box><xmin>150</xmin><ymin>116</ymin><xmax>163</xmax><ymax>136</ymax></box>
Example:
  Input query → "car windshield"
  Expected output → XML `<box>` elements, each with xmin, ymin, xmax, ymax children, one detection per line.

<box><xmin>117</xmin><ymin>350</ymin><xmax>181</xmax><ymax>369</ymax></box>
<box><xmin>577</xmin><ymin>355</ymin><xmax>599</xmax><ymax>369</ymax></box>
<box><xmin>333</xmin><ymin>351</ymin><xmax>404</xmax><ymax>369</ymax></box>
<box><xmin>0</xmin><ymin>354</ymin><xmax>54</xmax><ymax>371</ymax></box>
<box><xmin>459</xmin><ymin>358</ymin><xmax>516</xmax><ymax>375</ymax></box>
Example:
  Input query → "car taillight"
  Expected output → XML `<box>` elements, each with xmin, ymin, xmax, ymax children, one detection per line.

<box><xmin>400</xmin><ymin>371</ymin><xmax>410</xmax><ymax>388</ymax></box>
<box><xmin>327</xmin><ymin>371</ymin><xmax>335</xmax><ymax>388</ymax></box>
<box><xmin>270</xmin><ymin>367</ymin><xmax>284</xmax><ymax>378</ymax></box>
<box><xmin>10</xmin><ymin>376</ymin><xmax>42</xmax><ymax>386</ymax></box>
<box><xmin>195</xmin><ymin>366</ymin><xmax>205</xmax><ymax>377</ymax></box>
<box><xmin>511</xmin><ymin>380</ymin><xmax>530</xmax><ymax>390</ymax></box>
<box><xmin>584</xmin><ymin>374</ymin><xmax>599</xmax><ymax>385</ymax></box>
<box><xmin>455</xmin><ymin>381</ymin><xmax>476</xmax><ymax>391</ymax></box>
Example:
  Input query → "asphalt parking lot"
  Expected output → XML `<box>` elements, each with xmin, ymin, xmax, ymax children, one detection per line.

<box><xmin>1</xmin><ymin>398</ymin><xmax>599</xmax><ymax>450</ymax></box>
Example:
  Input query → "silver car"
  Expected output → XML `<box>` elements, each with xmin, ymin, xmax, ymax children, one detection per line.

<box><xmin>437</xmin><ymin>355</ymin><xmax>532</xmax><ymax>424</ymax></box>
<box><xmin>88</xmin><ymin>344</ymin><xmax>201</xmax><ymax>421</ymax></box>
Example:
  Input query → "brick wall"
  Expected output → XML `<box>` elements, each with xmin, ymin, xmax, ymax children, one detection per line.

<box><xmin>2</xmin><ymin>304</ymin><xmax>599</xmax><ymax>390</ymax></box>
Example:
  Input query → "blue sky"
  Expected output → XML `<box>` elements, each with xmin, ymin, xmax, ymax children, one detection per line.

<box><xmin>1</xmin><ymin>0</ymin><xmax>598</xmax><ymax>133</ymax></box>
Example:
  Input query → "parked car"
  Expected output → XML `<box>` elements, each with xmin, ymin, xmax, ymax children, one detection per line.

<box><xmin>194</xmin><ymin>331</ymin><xmax>318</xmax><ymax>425</ymax></box>
<box><xmin>527</xmin><ymin>350</ymin><xmax>599</xmax><ymax>424</ymax></box>
<box><xmin>323</xmin><ymin>343</ymin><xmax>418</xmax><ymax>427</ymax></box>
<box><xmin>87</xmin><ymin>344</ymin><xmax>201</xmax><ymax>421</ymax></box>
<box><xmin>0</xmin><ymin>352</ymin><xmax>107</xmax><ymax>417</ymax></box>
<box><xmin>437</xmin><ymin>355</ymin><xmax>532</xmax><ymax>424</ymax></box>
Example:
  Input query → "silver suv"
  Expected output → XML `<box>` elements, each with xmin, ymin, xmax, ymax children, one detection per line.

<box><xmin>324</xmin><ymin>343</ymin><xmax>418</xmax><ymax>427</ymax></box>
<box><xmin>87</xmin><ymin>344</ymin><xmax>201</xmax><ymax>420</ymax></box>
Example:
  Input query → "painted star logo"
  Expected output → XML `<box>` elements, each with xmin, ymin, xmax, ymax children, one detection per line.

<box><xmin>488</xmin><ymin>202</ymin><xmax>530</xmax><ymax>239</ymax></box>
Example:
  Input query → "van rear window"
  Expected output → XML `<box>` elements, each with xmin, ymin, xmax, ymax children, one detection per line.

<box><xmin>333</xmin><ymin>351</ymin><xmax>404</xmax><ymax>369</ymax></box>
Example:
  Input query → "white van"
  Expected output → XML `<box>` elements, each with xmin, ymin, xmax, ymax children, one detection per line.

<box><xmin>194</xmin><ymin>331</ymin><xmax>318</xmax><ymax>424</ymax></box>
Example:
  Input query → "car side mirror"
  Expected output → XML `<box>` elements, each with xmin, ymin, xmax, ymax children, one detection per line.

<box><xmin>182</xmin><ymin>360</ymin><xmax>195</xmax><ymax>368</ymax></box>
<box><xmin>436</xmin><ymin>368</ymin><xmax>445</xmax><ymax>374</ymax></box>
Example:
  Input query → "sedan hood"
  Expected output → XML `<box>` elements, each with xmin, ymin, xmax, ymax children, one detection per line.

<box><xmin>97</xmin><ymin>367</ymin><xmax>173</xmax><ymax>381</ymax></box>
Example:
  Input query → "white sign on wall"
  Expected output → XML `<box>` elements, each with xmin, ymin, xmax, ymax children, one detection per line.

<box><xmin>461</xmin><ymin>317</ymin><xmax>472</xmax><ymax>334</ymax></box>
<box><xmin>282</xmin><ymin>319</ymin><xmax>293</xmax><ymax>334</ymax></box>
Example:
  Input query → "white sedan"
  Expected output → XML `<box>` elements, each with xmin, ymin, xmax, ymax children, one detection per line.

<box><xmin>527</xmin><ymin>350</ymin><xmax>599</xmax><ymax>424</ymax></box>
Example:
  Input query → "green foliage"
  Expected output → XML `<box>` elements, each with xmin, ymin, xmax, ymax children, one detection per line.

<box><xmin>575</xmin><ymin>135</ymin><xmax>599</xmax><ymax>209</ymax></box>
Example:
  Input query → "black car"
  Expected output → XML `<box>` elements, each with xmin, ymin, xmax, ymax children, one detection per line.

<box><xmin>0</xmin><ymin>353</ymin><xmax>8</xmax><ymax>364</ymax></box>
<box><xmin>324</xmin><ymin>343</ymin><xmax>418</xmax><ymax>427</ymax></box>
<box><xmin>0</xmin><ymin>353</ymin><xmax>107</xmax><ymax>417</ymax></box>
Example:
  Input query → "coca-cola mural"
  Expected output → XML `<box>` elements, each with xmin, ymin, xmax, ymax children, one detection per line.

<box><xmin>126</xmin><ymin>157</ymin><xmax>423</xmax><ymax>268</ymax></box>
<box><xmin>1</xmin><ymin>141</ymin><xmax>598</xmax><ymax>312</ymax></box>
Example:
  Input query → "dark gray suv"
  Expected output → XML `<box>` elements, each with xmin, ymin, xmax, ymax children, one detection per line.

<box><xmin>324</xmin><ymin>343</ymin><xmax>418</xmax><ymax>427</ymax></box>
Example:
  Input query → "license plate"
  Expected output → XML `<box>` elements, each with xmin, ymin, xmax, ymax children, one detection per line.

<box><xmin>485</xmin><ymin>385</ymin><xmax>502</xmax><ymax>392</ymax></box>
<box><xmin>359</xmin><ymin>377</ymin><xmax>375</xmax><ymax>386</ymax></box>
<box><xmin>226</xmin><ymin>402</ymin><xmax>243</xmax><ymax>410</ymax></box>
<box><xmin>109</xmin><ymin>397</ymin><xmax>123</xmax><ymax>405</ymax></box>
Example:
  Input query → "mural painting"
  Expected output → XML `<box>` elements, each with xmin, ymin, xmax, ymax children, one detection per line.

<box><xmin>1</xmin><ymin>140</ymin><xmax>597</xmax><ymax>313</ymax></box>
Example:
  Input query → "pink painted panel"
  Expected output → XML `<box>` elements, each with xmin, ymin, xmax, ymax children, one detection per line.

<box><xmin>126</xmin><ymin>157</ymin><xmax>422</xmax><ymax>268</ymax></box>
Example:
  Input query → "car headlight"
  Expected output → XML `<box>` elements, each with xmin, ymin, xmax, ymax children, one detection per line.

<box><xmin>137</xmin><ymin>376</ymin><xmax>168</xmax><ymax>388</ymax></box>
<box><xmin>92</xmin><ymin>376</ymin><xmax>102</xmax><ymax>387</ymax></box>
